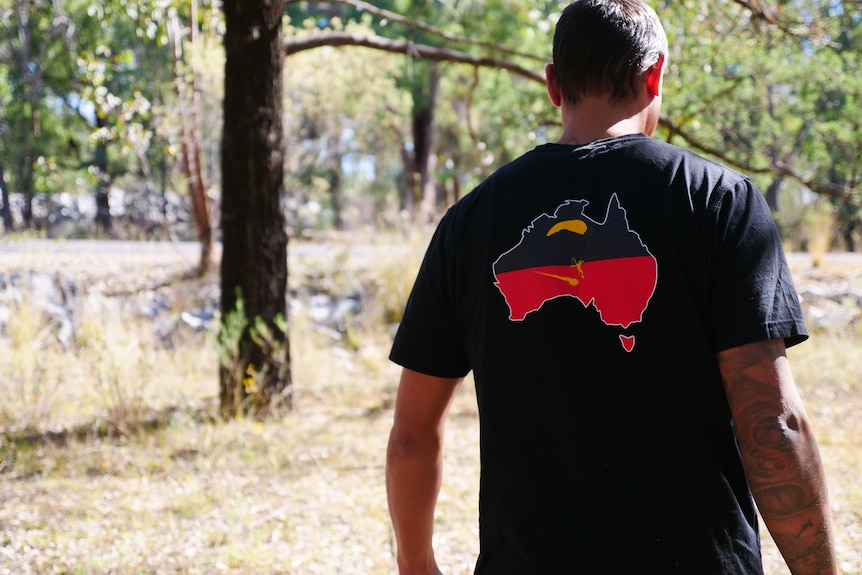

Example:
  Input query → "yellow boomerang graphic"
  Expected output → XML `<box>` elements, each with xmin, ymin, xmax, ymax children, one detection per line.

<box><xmin>535</xmin><ymin>219</ymin><xmax>588</xmax><ymax>286</ymax></box>
<box><xmin>547</xmin><ymin>219</ymin><xmax>588</xmax><ymax>236</ymax></box>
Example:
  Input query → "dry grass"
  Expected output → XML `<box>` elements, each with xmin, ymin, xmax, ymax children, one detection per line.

<box><xmin>1</xmin><ymin>242</ymin><xmax>860</xmax><ymax>574</ymax></box>
<box><xmin>776</xmin><ymin>328</ymin><xmax>862</xmax><ymax>575</ymax></box>
<box><xmin>803</xmin><ymin>199</ymin><xmax>837</xmax><ymax>268</ymax></box>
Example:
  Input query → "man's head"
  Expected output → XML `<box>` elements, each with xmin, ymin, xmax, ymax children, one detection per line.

<box><xmin>551</xmin><ymin>0</ymin><xmax>668</xmax><ymax>105</ymax></box>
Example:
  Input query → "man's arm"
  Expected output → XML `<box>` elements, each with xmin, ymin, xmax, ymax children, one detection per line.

<box><xmin>387</xmin><ymin>368</ymin><xmax>463</xmax><ymax>575</ymax></box>
<box><xmin>717</xmin><ymin>339</ymin><xmax>837</xmax><ymax>575</ymax></box>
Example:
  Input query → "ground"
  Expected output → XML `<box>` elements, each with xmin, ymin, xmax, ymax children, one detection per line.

<box><xmin>0</xmin><ymin>239</ymin><xmax>860</xmax><ymax>574</ymax></box>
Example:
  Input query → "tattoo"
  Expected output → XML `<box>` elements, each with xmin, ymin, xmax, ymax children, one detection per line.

<box><xmin>772</xmin><ymin>525</ymin><xmax>833</xmax><ymax>573</ymax></box>
<box><xmin>718</xmin><ymin>340</ymin><xmax>836</xmax><ymax>574</ymax></box>
<box><xmin>796</xmin><ymin>519</ymin><xmax>814</xmax><ymax>538</ymax></box>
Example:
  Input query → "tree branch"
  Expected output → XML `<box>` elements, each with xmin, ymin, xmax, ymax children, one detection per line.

<box><xmin>286</xmin><ymin>0</ymin><xmax>546</xmax><ymax>62</ymax></box>
<box><xmin>284</xmin><ymin>24</ymin><xmax>855</xmax><ymax>202</ymax></box>
<box><xmin>659</xmin><ymin>117</ymin><xmax>853</xmax><ymax>200</ymax></box>
<box><xmin>729</xmin><ymin>0</ymin><xmax>841</xmax><ymax>48</ymax></box>
<box><xmin>284</xmin><ymin>31</ymin><xmax>545</xmax><ymax>84</ymax></box>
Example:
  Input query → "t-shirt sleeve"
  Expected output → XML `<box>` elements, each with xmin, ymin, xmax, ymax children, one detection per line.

<box><xmin>708</xmin><ymin>178</ymin><xmax>808</xmax><ymax>351</ymax></box>
<box><xmin>389</xmin><ymin>212</ymin><xmax>472</xmax><ymax>378</ymax></box>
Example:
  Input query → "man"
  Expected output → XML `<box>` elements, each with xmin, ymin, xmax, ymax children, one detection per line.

<box><xmin>386</xmin><ymin>1</ymin><xmax>838</xmax><ymax>573</ymax></box>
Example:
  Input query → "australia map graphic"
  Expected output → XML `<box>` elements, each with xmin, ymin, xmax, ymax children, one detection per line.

<box><xmin>492</xmin><ymin>194</ymin><xmax>657</xmax><ymax>352</ymax></box>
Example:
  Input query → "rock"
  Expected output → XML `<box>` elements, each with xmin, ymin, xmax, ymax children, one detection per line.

<box><xmin>0</xmin><ymin>271</ymin><xmax>77</xmax><ymax>348</ymax></box>
<box><xmin>798</xmin><ymin>286</ymin><xmax>862</xmax><ymax>330</ymax></box>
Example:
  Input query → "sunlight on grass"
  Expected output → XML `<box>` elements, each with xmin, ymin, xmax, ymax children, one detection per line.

<box><xmin>0</xmin><ymin>295</ymin><xmax>216</xmax><ymax>436</ymax></box>
<box><xmin>1</xmin><ymin>242</ymin><xmax>860</xmax><ymax>574</ymax></box>
<box><xmin>803</xmin><ymin>199</ymin><xmax>836</xmax><ymax>268</ymax></box>
<box><xmin>0</xmin><ymin>299</ymin><xmax>63</xmax><ymax>432</ymax></box>
<box><xmin>785</xmin><ymin>328</ymin><xmax>862</xmax><ymax>575</ymax></box>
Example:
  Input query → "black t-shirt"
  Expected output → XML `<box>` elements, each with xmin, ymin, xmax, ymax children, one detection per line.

<box><xmin>390</xmin><ymin>134</ymin><xmax>807</xmax><ymax>574</ymax></box>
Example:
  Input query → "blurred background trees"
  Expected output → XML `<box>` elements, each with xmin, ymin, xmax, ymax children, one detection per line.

<box><xmin>657</xmin><ymin>0</ymin><xmax>862</xmax><ymax>250</ymax></box>
<box><xmin>1</xmin><ymin>0</ymin><xmax>859</xmax><ymax>249</ymax></box>
<box><xmin>0</xmin><ymin>0</ymin><xmax>221</xmax><ymax>267</ymax></box>
<box><xmin>3</xmin><ymin>0</ymin><xmax>860</xmax><ymax>417</ymax></box>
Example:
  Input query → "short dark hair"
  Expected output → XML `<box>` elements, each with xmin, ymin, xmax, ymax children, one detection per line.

<box><xmin>552</xmin><ymin>0</ymin><xmax>667</xmax><ymax>104</ymax></box>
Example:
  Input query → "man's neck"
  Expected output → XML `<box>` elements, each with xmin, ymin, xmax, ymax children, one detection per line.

<box><xmin>555</xmin><ymin>95</ymin><xmax>655</xmax><ymax>145</ymax></box>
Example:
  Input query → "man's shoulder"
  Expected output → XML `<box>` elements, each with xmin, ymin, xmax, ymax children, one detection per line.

<box><xmin>635</xmin><ymin>137</ymin><xmax>750</xmax><ymax>183</ymax></box>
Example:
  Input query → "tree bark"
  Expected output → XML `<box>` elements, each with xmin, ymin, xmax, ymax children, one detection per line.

<box><xmin>169</xmin><ymin>6</ymin><xmax>214</xmax><ymax>274</ymax></box>
<box><xmin>412</xmin><ymin>64</ymin><xmax>440</xmax><ymax>222</ymax></box>
<box><xmin>16</xmin><ymin>154</ymin><xmax>34</xmax><ymax>228</ymax></box>
<box><xmin>0</xmin><ymin>163</ymin><xmax>13</xmax><ymax>232</ymax></box>
<box><xmin>398</xmin><ymin>62</ymin><xmax>440</xmax><ymax>221</ymax></box>
<box><xmin>10</xmin><ymin>0</ymin><xmax>73</xmax><ymax>229</ymax></box>
<box><xmin>832</xmin><ymin>168</ymin><xmax>859</xmax><ymax>252</ymax></box>
<box><xmin>94</xmin><ymin>115</ymin><xmax>112</xmax><ymax>233</ymax></box>
<box><xmin>220</xmin><ymin>0</ymin><xmax>291</xmax><ymax>417</ymax></box>
<box><xmin>327</xmin><ymin>134</ymin><xmax>345</xmax><ymax>230</ymax></box>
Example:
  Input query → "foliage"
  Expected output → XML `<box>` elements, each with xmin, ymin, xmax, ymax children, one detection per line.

<box><xmin>283</xmin><ymin>18</ymin><xmax>411</xmax><ymax>232</ymax></box>
<box><xmin>656</xmin><ymin>0</ymin><xmax>861</xmax><ymax>246</ymax></box>
<box><xmin>0</xmin><ymin>0</ymin><xmax>222</xmax><ymax>233</ymax></box>
<box><xmin>216</xmin><ymin>291</ymin><xmax>291</xmax><ymax>417</ymax></box>
<box><xmin>1</xmin><ymin>0</ymin><xmax>861</xmax><ymax>243</ymax></box>
<box><xmin>282</xmin><ymin>0</ymin><xmax>861</xmax><ymax>248</ymax></box>
<box><xmin>215</xmin><ymin>289</ymin><xmax>250</xmax><ymax>386</ymax></box>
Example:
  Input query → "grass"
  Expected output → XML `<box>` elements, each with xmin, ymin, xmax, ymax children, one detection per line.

<box><xmin>803</xmin><ymin>199</ymin><xmax>837</xmax><ymax>268</ymax></box>
<box><xmin>1</xmin><ymin>242</ymin><xmax>860</xmax><ymax>574</ymax></box>
<box><xmin>780</xmin><ymin>327</ymin><xmax>862</xmax><ymax>575</ymax></box>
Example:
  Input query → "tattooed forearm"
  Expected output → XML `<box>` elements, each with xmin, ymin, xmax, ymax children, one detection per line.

<box><xmin>740</xmin><ymin>406</ymin><xmax>822</xmax><ymax>519</ymax></box>
<box><xmin>718</xmin><ymin>339</ymin><xmax>837</xmax><ymax>575</ymax></box>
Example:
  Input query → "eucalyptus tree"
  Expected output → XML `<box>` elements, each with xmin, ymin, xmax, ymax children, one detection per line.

<box><xmin>71</xmin><ymin>1</ymin><xmax>160</xmax><ymax>232</ymax></box>
<box><xmin>220</xmin><ymin>0</ymin><xmax>291</xmax><ymax>417</ymax></box>
<box><xmin>285</xmin><ymin>0</ymin><xmax>861</xmax><ymax>251</ymax></box>
<box><xmin>656</xmin><ymin>0</ymin><xmax>861</xmax><ymax>246</ymax></box>
<box><xmin>0</xmin><ymin>0</ymin><xmax>76</xmax><ymax>228</ymax></box>
<box><xmin>0</xmin><ymin>67</ymin><xmax>13</xmax><ymax>230</ymax></box>
<box><xmin>285</xmin><ymin>0</ymin><xmax>553</xmax><ymax>224</ymax></box>
<box><xmin>1</xmin><ymin>0</ymin><xmax>220</xmax><ymax>262</ymax></box>
<box><xmin>282</xmin><ymin>20</ymin><xmax>411</xmax><ymax>232</ymax></box>
<box><xmin>431</xmin><ymin>2</ymin><xmax>556</xmax><ymax>202</ymax></box>
<box><xmin>73</xmin><ymin>0</ymin><xmax>219</xmax><ymax>264</ymax></box>
<box><xmin>801</xmin><ymin>2</ymin><xmax>862</xmax><ymax>249</ymax></box>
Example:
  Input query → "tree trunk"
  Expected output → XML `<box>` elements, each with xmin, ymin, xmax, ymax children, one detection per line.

<box><xmin>94</xmin><ymin>115</ymin><xmax>112</xmax><ymax>233</ymax></box>
<box><xmin>327</xmin><ymin>134</ymin><xmax>344</xmax><ymax>230</ymax></box>
<box><xmin>764</xmin><ymin>175</ymin><xmax>782</xmax><ymax>213</ymax></box>
<box><xmin>832</xmin><ymin>167</ymin><xmax>859</xmax><ymax>252</ymax></box>
<box><xmin>398</xmin><ymin>62</ymin><xmax>440</xmax><ymax>221</ymax></box>
<box><xmin>0</xmin><ymin>163</ymin><xmax>12</xmax><ymax>232</ymax></box>
<box><xmin>412</xmin><ymin>63</ymin><xmax>440</xmax><ymax>222</ymax></box>
<box><xmin>169</xmin><ymin>6</ymin><xmax>213</xmax><ymax>273</ymax></box>
<box><xmin>399</xmin><ymin>144</ymin><xmax>415</xmax><ymax>214</ymax></box>
<box><xmin>840</xmin><ymin>201</ymin><xmax>859</xmax><ymax>252</ymax></box>
<box><xmin>220</xmin><ymin>0</ymin><xmax>291</xmax><ymax>418</ymax></box>
<box><xmin>16</xmin><ymin>154</ymin><xmax>34</xmax><ymax>228</ymax></box>
<box><xmin>11</xmin><ymin>0</ymin><xmax>72</xmax><ymax>229</ymax></box>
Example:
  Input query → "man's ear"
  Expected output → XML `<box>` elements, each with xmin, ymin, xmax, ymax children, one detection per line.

<box><xmin>645</xmin><ymin>54</ymin><xmax>665</xmax><ymax>98</ymax></box>
<box><xmin>546</xmin><ymin>63</ymin><xmax>563</xmax><ymax>107</ymax></box>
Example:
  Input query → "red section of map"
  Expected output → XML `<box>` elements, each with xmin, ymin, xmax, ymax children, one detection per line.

<box><xmin>494</xmin><ymin>255</ymin><xmax>657</xmax><ymax>327</ymax></box>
